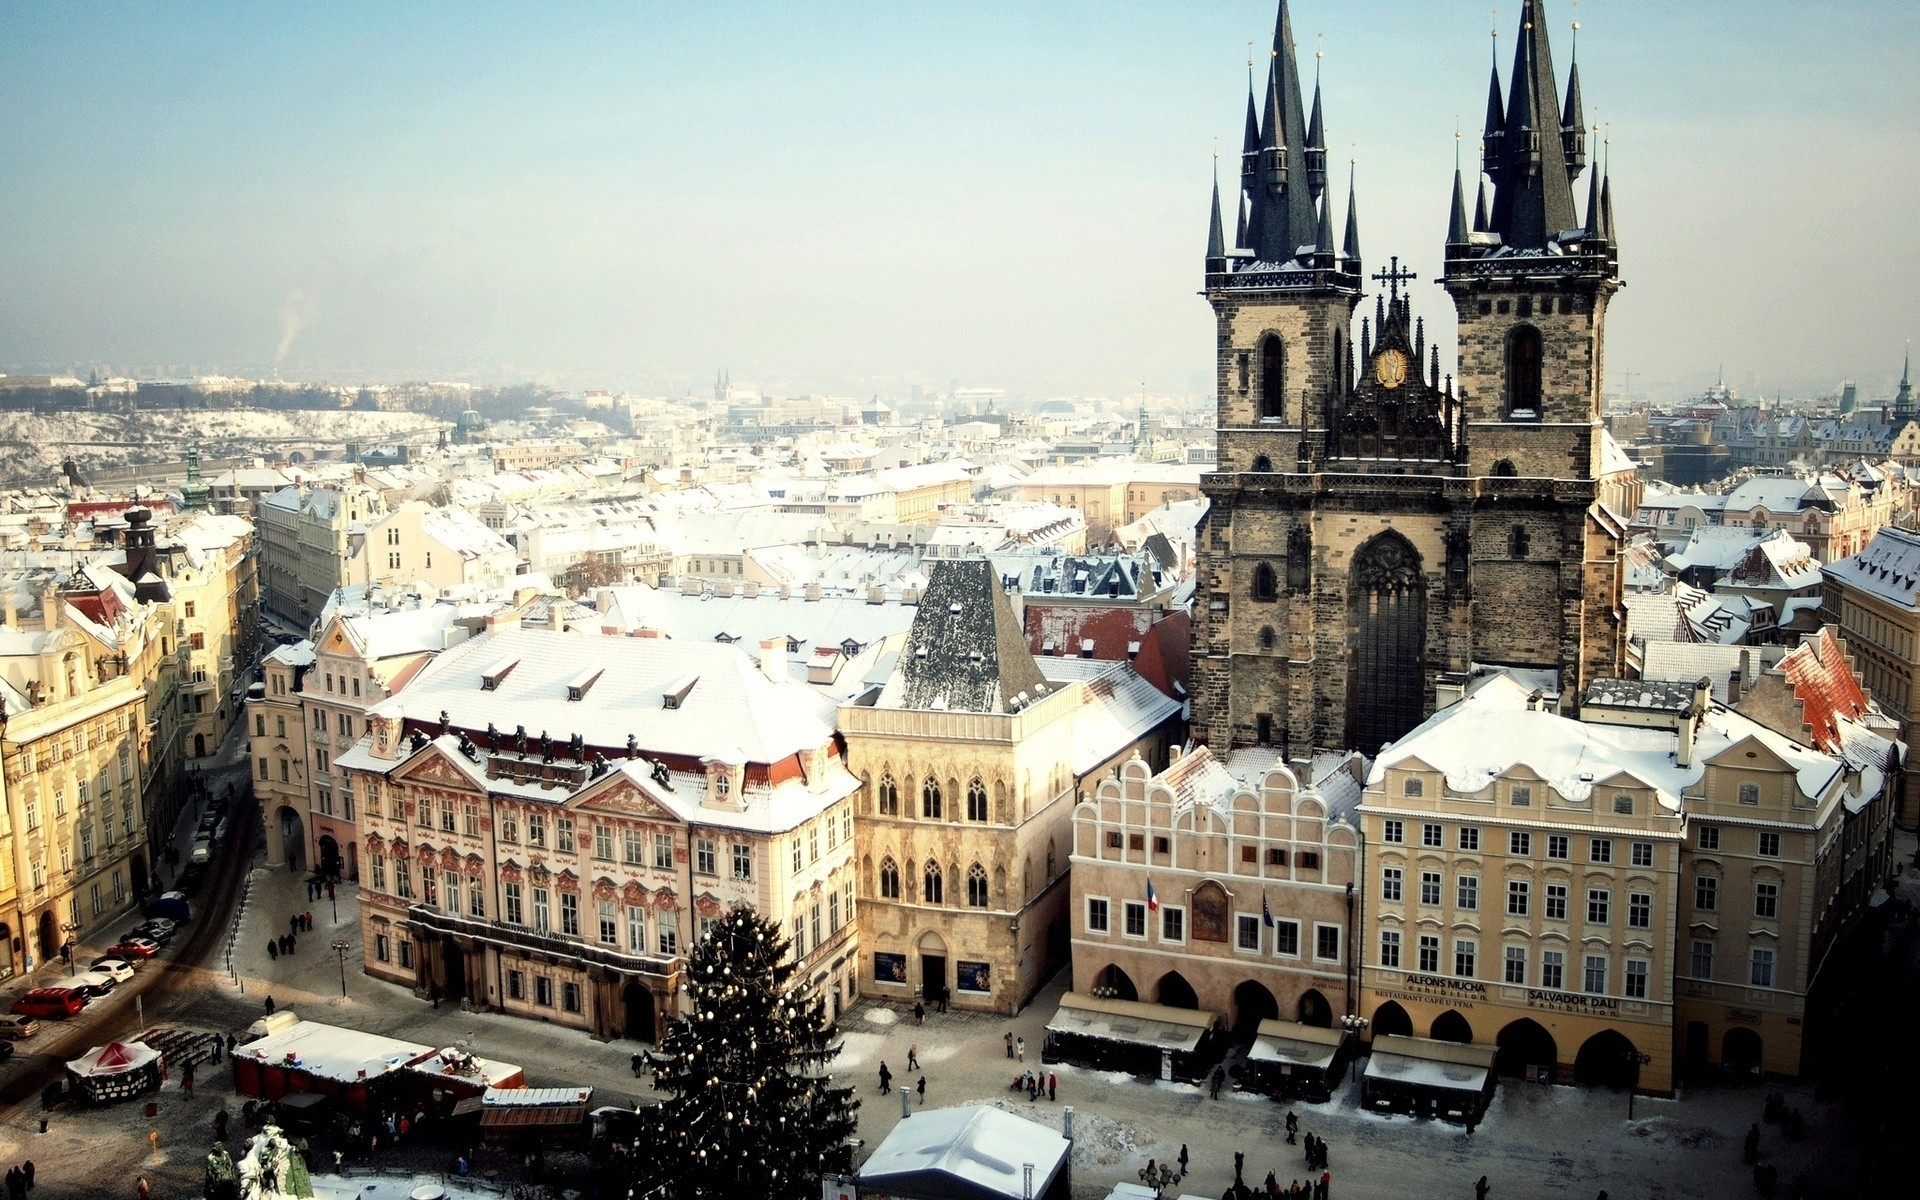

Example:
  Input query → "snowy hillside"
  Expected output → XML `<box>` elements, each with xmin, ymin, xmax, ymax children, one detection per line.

<box><xmin>0</xmin><ymin>409</ymin><xmax>449</xmax><ymax>483</ymax></box>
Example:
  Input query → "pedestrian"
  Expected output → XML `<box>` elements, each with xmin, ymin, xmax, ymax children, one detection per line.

<box><xmin>1177</xmin><ymin>1144</ymin><xmax>1189</xmax><ymax>1177</ymax></box>
<box><xmin>1210</xmin><ymin>1066</ymin><xmax>1224</xmax><ymax>1099</ymax></box>
<box><xmin>631</xmin><ymin>1053</ymin><xmax>644</xmax><ymax>1078</ymax></box>
<box><xmin>1476</xmin><ymin>1177</ymin><xmax>1490</xmax><ymax>1200</ymax></box>
<box><xmin>267</xmin><ymin>939</ymin><xmax>278</xmax><ymax>961</ymax></box>
<box><xmin>137</xmin><ymin>1178</ymin><xmax>150</xmax><ymax>1200</ymax></box>
<box><xmin>906</xmin><ymin>1044</ymin><xmax>919</xmax><ymax>1071</ymax></box>
<box><xmin>1016</xmin><ymin>1035</ymin><xmax>1025</xmax><ymax>1061</ymax></box>
<box><xmin>6</xmin><ymin>1167</ymin><xmax>19</xmax><ymax>1200</ymax></box>
<box><xmin>1286</xmin><ymin>1110</ymin><xmax>1299</xmax><ymax>1144</ymax></box>
<box><xmin>1048</xmin><ymin>1071</ymin><xmax>1057</xmax><ymax>1101</ymax></box>
<box><xmin>1005</xmin><ymin>1031</ymin><xmax>1015</xmax><ymax>1059</ymax></box>
<box><xmin>327</xmin><ymin>882</ymin><xmax>336</xmax><ymax>902</ymax></box>
<box><xmin>290</xmin><ymin>915</ymin><xmax>298</xmax><ymax>937</ymax></box>
<box><xmin>877</xmin><ymin>1062</ymin><xmax>891</xmax><ymax>1095</ymax></box>
<box><xmin>916</xmin><ymin>1076</ymin><xmax>926</xmax><ymax>1103</ymax></box>
<box><xmin>287</xmin><ymin>934</ymin><xmax>296</xmax><ymax>956</ymax></box>
<box><xmin>914</xmin><ymin>1000</ymin><xmax>925</xmax><ymax>1025</ymax></box>
<box><xmin>937</xmin><ymin>991</ymin><xmax>947</xmax><ymax>1013</ymax></box>
<box><xmin>1743</xmin><ymin>1123</ymin><xmax>1761</xmax><ymax>1165</ymax></box>
<box><xmin>21</xmin><ymin>1161</ymin><xmax>32</xmax><ymax>1192</ymax></box>
<box><xmin>215</xmin><ymin>1109</ymin><xmax>229</xmax><ymax>1141</ymax></box>
<box><xmin>1233</xmin><ymin>1149</ymin><xmax>1245</xmax><ymax>1185</ymax></box>
<box><xmin>305</xmin><ymin>912</ymin><xmax>313</xmax><ymax>932</ymax></box>
<box><xmin>1027</xmin><ymin>1075</ymin><xmax>1038</xmax><ymax>1102</ymax></box>
<box><xmin>430</xmin><ymin>981</ymin><xmax>442</xmax><ymax>1010</ymax></box>
<box><xmin>264</xmin><ymin>994</ymin><xmax>276</xmax><ymax>1015</ymax></box>
<box><xmin>1319</xmin><ymin>1171</ymin><xmax>1331</xmax><ymax>1200</ymax></box>
<box><xmin>225</xmin><ymin>1033</ymin><xmax>237</xmax><ymax>1056</ymax></box>
<box><xmin>182</xmin><ymin>1062</ymin><xmax>195</xmax><ymax>1098</ymax></box>
<box><xmin>1140</xmin><ymin>1158</ymin><xmax>1157</xmax><ymax>1187</ymax></box>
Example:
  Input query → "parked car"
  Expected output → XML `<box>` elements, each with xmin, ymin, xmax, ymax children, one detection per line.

<box><xmin>0</xmin><ymin>1016</ymin><xmax>39</xmax><ymax>1040</ymax></box>
<box><xmin>67</xmin><ymin>971</ymin><xmax>117</xmax><ymax>999</ymax></box>
<box><xmin>0</xmin><ymin>1041</ymin><xmax>14</xmax><ymax>1059</ymax></box>
<box><xmin>91</xmin><ymin>954</ymin><xmax>139</xmax><ymax>974</ymax></box>
<box><xmin>88</xmin><ymin>959</ymin><xmax>136</xmax><ymax>984</ymax></box>
<box><xmin>174</xmin><ymin>865</ymin><xmax>207</xmax><ymax>896</ymax></box>
<box><xmin>10</xmin><ymin>989</ymin><xmax>85</xmax><ymax>1019</ymax></box>
<box><xmin>131</xmin><ymin>919</ymin><xmax>177</xmax><ymax>945</ymax></box>
<box><xmin>143</xmin><ymin>892</ymin><xmax>191</xmax><ymax>923</ymax></box>
<box><xmin>108</xmin><ymin>938</ymin><xmax>160</xmax><ymax>960</ymax></box>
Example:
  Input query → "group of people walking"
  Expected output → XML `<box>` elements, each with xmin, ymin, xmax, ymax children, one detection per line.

<box><xmin>3</xmin><ymin>1162</ymin><xmax>34</xmax><ymax>1200</ymax></box>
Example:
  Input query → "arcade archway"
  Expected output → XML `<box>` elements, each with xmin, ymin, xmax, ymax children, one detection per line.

<box><xmin>1232</xmin><ymin>980</ymin><xmax>1279</xmax><ymax>1038</ymax></box>
<box><xmin>1090</xmin><ymin>964</ymin><xmax>1137</xmax><ymax>1002</ymax></box>
<box><xmin>1722</xmin><ymin>1028</ymin><xmax>1763</xmax><ymax>1076</ymax></box>
<box><xmin>1573</xmin><ymin>1029</ymin><xmax>1640</xmax><ymax>1089</ymax></box>
<box><xmin>1495</xmin><ymin>1018</ymin><xmax>1558</xmax><ymax>1078</ymax></box>
<box><xmin>1430</xmin><ymin>1010</ymin><xmax>1474</xmax><ymax>1044</ymax></box>
<box><xmin>1370</xmin><ymin>1000</ymin><xmax>1413</xmax><ymax>1040</ymax></box>
<box><xmin>1297</xmin><ymin>987</ymin><xmax>1333</xmax><ymax>1028</ymax></box>
<box><xmin>1156</xmin><ymin>971</ymin><xmax>1199</xmax><ymax>1010</ymax></box>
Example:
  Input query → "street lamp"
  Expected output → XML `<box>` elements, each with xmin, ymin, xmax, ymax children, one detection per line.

<box><xmin>331</xmin><ymin>939</ymin><xmax>352</xmax><ymax>999</ymax></box>
<box><xmin>1341</xmin><ymin>1014</ymin><xmax>1370</xmax><ymax>1082</ymax></box>
<box><xmin>1625</xmin><ymin>1050</ymin><xmax>1653</xmax><ymax>1120</ymax></box>
<box><xmin>60</xmin><ymin>923</ymin><xmax>80</xmax><ymax>976</ymax></box>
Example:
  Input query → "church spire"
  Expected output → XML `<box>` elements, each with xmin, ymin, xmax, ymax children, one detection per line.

<box><xmin>1448</xmin><ymin>163</ymin><xmax>1471</xmax><ymax>248</ymax></box>
<box><xmin>1561</xmin><ymin>22</ymin><xmax>1587</xmax><ymax>182</ymax></box>
<box><xmin>1306</xmin><ymin>67</ymin><xmax>1328</xmax><ymax>198</ymax></box>
<box><xmin>1600</xmin><ymin>167</ymin><xmax>1616</xmax><ymax>244</ymax></box>
<box><xmin>1248</xmin><ymin>0</ymin><xmax>1317</xmax><ymax>263</ymax></box>
<box><xmin>1240</xmin><ymin>66</ymin><xmax>1261</xmax><ymax>213</ymax></box>
<box><xmin>1207</xmin><ymin>163</ymin><xmax>1228</xmax><ymax>271</ymax></box>
<box><xmin>1583</xmin><ymin>138</ymin><xmax>1605</xmax><ymax>241</ymax></box>
<box><xmin>1342</xmin><ymin>163</ymin><xmax>1362</xmax><ymax>267</ymax></box>
<box><xmin>1473</xmin><ymin>180</ymin><xmax>1489</xmax><ymax>233</ymax></box>
<box><xmin>1483</xmin><ymin>0</ymin><xmax>1581</xmax><ymax>250</ymax></box>
<box><xmin>1313</xmin><ymin>185</ymin><xmax>1336</xmax><ymax>266</ymax></box>
<box><xmin>1480</xmin><ymin>39</ymin><xmax>1505</xmax><ymax>177</ymax></box>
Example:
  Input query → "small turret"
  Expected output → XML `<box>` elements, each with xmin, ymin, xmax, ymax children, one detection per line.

<box><xmin>1480</xmin><ymin>56</ymin><xmax>1506</xmax><ymax>176</ymax></box>
<box><xmin>1313</xmin><ymin>187</ymin><xmax>1336</xmax><ymax>267</ymax></box>
<box><xmin>1305</xmin><ymin>77</ymin><xmax>1328</xmax><ymax>198</ymax></box>
<box><xmin>1342</xmin><ymin>165</ymin><xmax>1362</xmax><ymax>269</ymax></box>
<box><xmin>1240</xmin><ymin>75</ymin><xmax>1261</xmax><ymax>204</ymax></box>
<box><xmin>1561</xmin><ymin>39</ymin><xmax>1587</xmax><ymax>181</ymax></box>
<box><xmin>1447</xmin><ymin>164</ymin><xmax>1471</xmax><ymax>249</ymax></box>
<box><xmin>1206</xmin><ymin>169</ymin><xmax>1228</xmax><ymax>276</ymax></box>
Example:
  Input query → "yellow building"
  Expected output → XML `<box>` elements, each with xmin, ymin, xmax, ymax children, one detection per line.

<box><xmin>1010</xmin><ymin>463</ymin><xmax>1204</xmax><ymax>543</ymax></box>
<box><xmin>158</xmin><ymin>513</ymin><xmax>259</xmax><ymax>762</ymax></box>
<box><xmin>0</xmin><ymin>583</ymin><xmax>158</xmax><ymax>976</ymax></box>
<box><xmin>843</xmin><ymin>559</ymin><xmax>1181</xmax><ymax>1015</ymax></box>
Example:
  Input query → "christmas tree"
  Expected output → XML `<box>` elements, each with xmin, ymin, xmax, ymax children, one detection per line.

<box><xmin>629</xmin><ymin>905</ymin><xmax>859</xmax><ymax>1200</ymax></box>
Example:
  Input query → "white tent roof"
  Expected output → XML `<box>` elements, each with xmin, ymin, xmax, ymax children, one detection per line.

<box><xmin>67</xmin><ymin>1040</ymin><xmax>159</xmax><ymax>1077</ymax></box>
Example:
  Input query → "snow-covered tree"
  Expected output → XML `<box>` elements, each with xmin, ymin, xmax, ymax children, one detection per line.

<box><xmin>629</xmin><ymin>906</ymin><xmax>858</xmax><ymax>1200</ymax></box>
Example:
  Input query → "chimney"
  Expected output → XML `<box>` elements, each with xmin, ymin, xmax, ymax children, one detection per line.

<box><xmin>2</xmin><ymin>593</ymin><xmax>14</xmax><ymax>629</ymax></box>
<box><xmin>1677</xmin><ymin>676</ymin><xmax>1711</xmax><ymax>768</ymax></box>
<box><xmin>549</xmin><ymin>602</ymin><xmax>566</xmax><ymax>632</ymax></box>
<box><xmin>593</xmin><ymin>587</ymin><xmax>614</xmax><ymax>614</ymax></box>
<box><xmin>758</xmin><ymin>637</ymin><xmax>786</xmax><ymax>685</ymax></box>
<box><xmin>41</xmin><ymin>586</ymin><xmax>60</xmax><ymax>632</ymax></box>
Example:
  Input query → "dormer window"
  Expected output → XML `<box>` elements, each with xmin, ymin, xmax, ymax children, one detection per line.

<box><xmin>661</xmin><ymin>674</ymin><xmax>698</xmax><ymax>709</ymax></box>
<box><xmin>566</xmin><ymin>668</ymin><xmax>604</xmax><ymax>702</ymax></box>
<box><xmin>480</xmin><ymin>658</ymin><xmax>519</xmax><ymax>691</ymax></box>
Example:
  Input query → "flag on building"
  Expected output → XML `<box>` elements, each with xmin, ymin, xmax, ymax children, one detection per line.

<box><xmin>1262</xmin><ymin>894</ymin><xmax>1274</xmax><ymax>927</ymax></box>
<box><xmin>1146</xmin><ymin>877</ymin><xmax>1159</xmax><ymax>913</ymax></box>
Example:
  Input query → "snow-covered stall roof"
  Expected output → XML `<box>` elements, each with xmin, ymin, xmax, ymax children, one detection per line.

<box><xmin>1362</xmin><ymin>1035</ymin><xmax>1495</xmax><ymax>1096</ymax></box>
<box><xmin>1044</xmin><ymin>992</ymin><xmax>1215</xmax><ymax>1054</ymax></box>
<box><xmin>67</xmin><ymin>1040</ymin><xmax>159</xmax><ymax>1077</ymax></box>
<box><xmin>858</xmin><ymin>1104</ymin><xmax>1070</xmax><ymax>1200</ymax></box>
<box><xmin>1247</xmin><ymin>1020</ymin><xmax>1346</xmax><ymax>1073</ymax></box>
<box><xmin>237</xmin><ymin>1020</ymin><xmax>432</xmax><ymax>1085</ymax></box>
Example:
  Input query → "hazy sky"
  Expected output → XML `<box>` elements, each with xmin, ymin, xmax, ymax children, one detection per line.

<box><xmin>2</xmin><ymin>1</ymin><xmax>1915</xmax><ymax>404</ymax></box>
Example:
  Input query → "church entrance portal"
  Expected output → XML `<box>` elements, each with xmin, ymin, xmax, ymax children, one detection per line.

<box><xmin>1346</xmin><ymin>533</ymin><xmax>1427</xmax><ymax>751</ymax></box>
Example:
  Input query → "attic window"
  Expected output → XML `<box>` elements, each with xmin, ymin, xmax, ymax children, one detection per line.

<box><xmin>661</xmin><ymin>674</ymin><xmax>699</xmax><ymax>710</ymax></box>
<box><xmin>913</xmin><ymin>645</ymin><xmax>927</xmax><ymax>659</ymax></box>
<box><xmin>480</xmin><ymin>658</ymin><xmax>519</xmax><ymax>691</ymax></box>
<box><xmin>1080</xmin><ymin>639</ymin><xmax>1096</xmax><ymax>659</ymax></box>
<box><xmin>948</xmin><ymin>602</ymin><xmax>963</xmax><ymax>614</ymax></box>
<box><xmin>566</xmin><ymin>668</ymin><xmax>605</xmax><ymax>702</ymax></box>
<box><xmin>1041</xmin><ymin>641</ymin><xmax>1056</xmax><ymax>656</ymax></box>
<box><xmin>1126</xmin><ymin>641</ymin><xmax>1141</xmax><ymax>661</ymax></box>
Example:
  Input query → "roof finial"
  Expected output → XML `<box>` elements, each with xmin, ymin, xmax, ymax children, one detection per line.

<box><xmin>1491</xmin><ymin>5</ymin><xmax>1500</xmax><ymax>63</ymax></box>
<box><xmin>1315</xmin><ymin>31</ymin><xmax>1324</xmax><ymax>81</ymax></box>
<box><xmin>1571</xmin><ymin>0</ymin><xmax>1581</xmax><ymax>58</ymax></box>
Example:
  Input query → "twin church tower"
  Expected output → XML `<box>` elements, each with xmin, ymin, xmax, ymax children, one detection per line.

<box><xmin>1192</xmin><ymin>0</ymin><xmax>1630</xmax><ymax>754</ymax></box>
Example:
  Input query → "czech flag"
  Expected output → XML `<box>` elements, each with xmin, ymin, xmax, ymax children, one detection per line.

<box><xmin>1146</xmin><ymin>878</ymin><xmax>1159</xmax><ymax>913</ymax></box>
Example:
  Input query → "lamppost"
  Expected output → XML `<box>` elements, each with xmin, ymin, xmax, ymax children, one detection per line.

<box><xmin>1341</xmin><ymin>1014</ymin><xmax>1370</xmax><ymax>1083</ymax></box>
<box><xmin>60</xmin><ymin>923</ymin><xmax>80</xmax><ymax>976</ymax></box>
<box><xmin>1625</xmin><ymin>1050</ymin><xmax>1652</xmax><ymax>1120</ymax></box>
<box><xmin>331</xmin><ymin>939</ymin><xmax>352</xmax><ymax>999</ymax></box>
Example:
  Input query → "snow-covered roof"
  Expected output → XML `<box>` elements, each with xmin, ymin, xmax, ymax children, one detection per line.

<box><xmin>367</xmin><ymin>626</ymin><xmax>838</xmax><ymax>766</ymax></box>
<box><xmin>1035</xmin><ymin>659</ymin><xmax>1183</xmax><ymax>775</ymax></box>
<box><xmin>1823</xmin><ymin>524</ymin><xmax>1920</xmax><ymax>609</ymax></box>
<box><xmin>858</xmin><ymin>1105</ymin><xmax>1071</xmax><ymax>1200</ymax></box>
<box><xmin>237</xmin><ymin>1020</ymin><xmax>432</xmax><ymax>1085</ymax></box>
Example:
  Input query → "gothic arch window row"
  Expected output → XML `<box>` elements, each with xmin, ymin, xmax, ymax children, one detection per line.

<box><xmin>1506</xmin><ymin>324</ymin><xmax>1543</xmax><ymax>418</ymax></box>
<box><xmin>1259</xmin><ymin>333</ymin><xmax>1287</xmax><ymax>420</ymax></box>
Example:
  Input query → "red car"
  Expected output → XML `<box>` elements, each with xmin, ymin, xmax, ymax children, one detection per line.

<box><xmin>109</xmin><ymin>937</ymin><xmax>160</xmax><ymax>960</ymax></box>
<box><xmin>10</xmin><ymin>988</ymin><xmax>85</xmax><ymax>1018</ymax></box>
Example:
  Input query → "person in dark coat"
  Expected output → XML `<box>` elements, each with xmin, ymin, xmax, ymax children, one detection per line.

<box><xmin>631</xmin><ymin>1053</ymin><xmax>644</xmax><ymax>1078</ymax></box>
<box><xmin>1177</xmin><ymin>1145</ymin><xmax>1189</xmax><ymax>1176</ymax></box>
<box><xmin>916</xmin><ymin>1076</ymin><xmax>925</xmax><ymax>1102</ymax></box>
<box><xmin>1476</xmin><ymin>1176</ymin><xmax>1490</xmax><ymax>1200</ymax></box>
<box><xmin>267</xmin><ymin>940</ymin><xmax>278</xmax><ymax>961</ymax></box>
<box><xmin>1744</xmin><ymin>1123</ymin><xmax>1761</xmax><ymax>1164</ymax></box>
<box><xmin>876</xmin><ymin>1062</ymin><xmax>891</xmax><ymax>1095</ymax></box>
<box><xmin>263</xmin><ymin>994</ymin><xmax>276</xmax><ymax>1014</ymax></box>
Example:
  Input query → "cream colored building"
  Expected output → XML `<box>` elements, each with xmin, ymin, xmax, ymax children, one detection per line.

<box><xmin>248</xmin><ymin>641</ymin><xmax>313</xmax><ymax>870</ymax></box>
<box><xmin>1010</xmin><ymin>463</ymin><xmax>1204</xmax><ymax>542</ymax></box>
<box><xmin>157</xmin><ymin>513</ymin><xmax>259</xmax><ymax>761</ymax></box>
<box><xmin>843</xmin><ymin>559</ymin><xmax>1181</xmax><ymax>1015</ymax></box>
<box><xmin>339</xmin><ymin>625</ymin><xmax>860</xmax><ymax>1041</ymax></box>
<box><xmin>348</xmin><ymin>501</ymin><xmax>521</xmax><ymax>596</ymax></box>
<box><xmin>1358</xmin><ymin>652</ymin><xmax>1895</xmax><ymax>1094</ymax></box>
<box><xmin>1070</xmin><ymin>747</ymin><xmax>1363</xmax><ymax>1032</ymax></box>
<box><xmin>258</xmin><ymin>481</ymin><xmax>388</xmax><ymax>628</ymax></box>
<box><xmin>0</xmin><ymin>584</ymin><xmax>157</xmax><ymax>977</ymax></box>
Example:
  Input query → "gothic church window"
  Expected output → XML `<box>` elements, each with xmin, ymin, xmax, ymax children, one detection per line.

<box><xmin>921</xmin><ymin>778</ymin><xmax>942</xmax><ymax>820</ymax></box>
<box><xmin>1286</xmin><ymin>527</ymin><xmax>1312</xmax><ymax>592</ymax></box>
<box><xmin>1347</xmin><ymin>532</ymin><xmax>1427</xmax><ymax>752</ymax></box>
<box><xmin>879</xmin><ymin>858</ymin><xmax>900</xmax><ymax>899</ymax></box>
<box><xmin>967</xmin><ymin>863</ymin><xmax>989</xmax><ymax>907</ymax></box>
<box><xmin>877</xmin><ymin>773</ymin><xmax>899</xmax><ymax>816</ymax></box>
<box><xmin>967</xmin><ymin>778</ymin><xmax>988</xmax><ymax>822</ymax></box>
<box><xmin>1252</xmin><ymin>455</ymin><xmax>1273</xmax><ymax>473</ymax></box>
<box><xmin>1259</xmin><ymin>335</ymin><xmax>1286</xmax><ymax>420</ymax></box>
<box><xmin>1510</xmin><ymin>525</ymin><xmax>1530</xmax><ymax>559</ymax></box>
<box><xmin>923</xmin><ymin>862</ymin><xmax>944</xmax><ymax>905</ymax></box>
<box><xmin>1491</xmin><ymin>459</ymin><xmax>1518</xmax><ymax>477</ymax></box>
<box><xmin>1258</xmin><ymin>626</ymin><xmax>1276</xmax><ymax>652</ymax></box>
<box><xmin>1252</xmin><ymin>562</ymin><xmax>1279</xmax><ymax>602</ymax></box>
<box><xmin>1506</xmin><ymin>325</ymin><xmax>1543</xmax><ymax>417</ymax></box>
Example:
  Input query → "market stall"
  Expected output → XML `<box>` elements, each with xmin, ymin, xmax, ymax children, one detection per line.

<box><xmin>66</xmin><ymin>1041</ymin><xmax>163</xmax><ymax>1105</ymax></box>
<box><xmin>1243</xmin><ymin>1020</ymin><xmax>1350</xmax><ymax>1102</ymax></box>
<box><xmin>1360</xmin><ymin>1034</ymin><xmax>1497</xmax><ymax>1124</ymax></box>
<box><xmin>232</xmin><ymin>1019</ymin><xmax>432</xmax><ymax>1114</ymax></box>
<box><xmin>474</xmin><ymin>1086</ymin><xmax>593</xmax><ymax>1148</ymax></box>
<box><xmin>858</xmin><ymin>1104</ymin><xmax>1071</xmax><ymax>1200</ymax></box>
<box><xmin>1041</xmin><ymin>992</ymin><xmax>1223</xmax><ymax>1083</ymax></box>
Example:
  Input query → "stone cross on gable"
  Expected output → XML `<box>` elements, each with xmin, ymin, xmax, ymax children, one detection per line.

<box><xmin>1371</xmin><ymin>255</ymin><xmax>1417</xmax><ymax>301</ymax></box>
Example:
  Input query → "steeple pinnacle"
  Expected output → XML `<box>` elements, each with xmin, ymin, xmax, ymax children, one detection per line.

<box><xmin>1448</xmin><ymin>164</ymin><xmax>1471</xmax><ymax>248</ymax></box>
<box><xmin>1473</xmin><ymin>180</ymin><xmax>1489</xmax><ymax>233</ymax></box>
<box><xmin>1306</xmin><ymin>50</ymin><xmax>1328</xmax><ymax>198</ymax></box>
<box><xmin>1314</xmin><ymin>185</ymin><xmax>1336</xmax><ymax>265</ymax></box>
<box><xmin>1207</xmin><ymin>161</ymin><xmax>1228</xmax><ymax>269</ymax></box>
<box><xmin>1481</xmin><ymin>0</ymin><xmax>1582</xmax><ymax>250</ymax></box>
<box><xmin>1247</xmin><ymin>0</ymin><xmax>1317</xmax><ymax>263</ymax></box>
<box><xmin>1342</xmin><ymin>161</ymin><xmax>1362</xmax><ymax>267</ymax></box>
<box><xmin>1583</xmin><ymin>135</ymin><xmax>1605</xmax><ymax>241</ymax></box>
<box><xmin>1241</xmin><ymin>63</ymin><xmax>1261</xmax><ymax>199</ymax></box>
<box><xmin>1561</xmin><ymin>20</ymin><xmax>1587</xmax><ymax>181</ymax></box>
<box><xmin>1480</xmin><ymin>32</ymin><xmax>1505</xmax><ymax>175</ymax></box>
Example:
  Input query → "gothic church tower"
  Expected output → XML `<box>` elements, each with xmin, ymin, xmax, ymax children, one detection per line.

<box><xmin>1192</xmin><ymin>0</ymin><xmax>1626</xmax><ymax>755</ymax></box>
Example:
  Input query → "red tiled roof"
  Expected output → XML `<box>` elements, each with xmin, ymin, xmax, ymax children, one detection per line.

<box><xmin>1778</xmin><ymin>627</ymin><xmax>1869</xmax><ymax>753</ymax></box>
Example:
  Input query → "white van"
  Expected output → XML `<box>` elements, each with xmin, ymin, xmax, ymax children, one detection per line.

<box><xmin>245</xmin><ymin>1010</ymin><xmax>300</xmax><ymax>1042</ymax></box>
